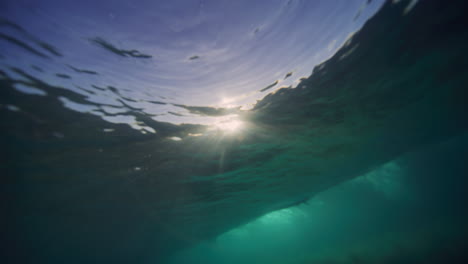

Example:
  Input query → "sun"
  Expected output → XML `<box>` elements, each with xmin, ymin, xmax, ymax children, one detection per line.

<box><xmin>213</xmin><ymin>116</ymin><xmax>244</xmax><ymax>134</ymax></box>
<box><xmin>215</xmin><ymin>119</ymin><xmax>243</xmax><ymax>133</ymax></box>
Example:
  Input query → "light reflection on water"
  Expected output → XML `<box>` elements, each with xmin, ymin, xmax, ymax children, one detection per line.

<box><xmin>0</xmin><ymin>0</ymin><xmax>385</xmax><ymax>132</ymax></box>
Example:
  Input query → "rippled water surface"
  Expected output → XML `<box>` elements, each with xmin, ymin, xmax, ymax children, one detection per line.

<box><xmin>2</xmin><ymin>0</ymin><xmax>468</xmax><ymax>263</ymax></box>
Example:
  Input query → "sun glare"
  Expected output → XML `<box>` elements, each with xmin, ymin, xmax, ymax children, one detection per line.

<box><xmin>213</xmin><ymin>118</ymin><xmax>244</xmax><ymax>133</ymax></box>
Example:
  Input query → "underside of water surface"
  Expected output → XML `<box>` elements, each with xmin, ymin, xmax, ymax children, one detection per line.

<box><xmin>1</xmin><ymin>0</ymin><xmax>468</xmax><ymax>263</ymax></box>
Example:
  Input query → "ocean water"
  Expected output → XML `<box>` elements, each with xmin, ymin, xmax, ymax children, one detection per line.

<box><xmin>1</xmin><ymin>0</ymin><xmax>468</xmax><ymax>263</ymax></box>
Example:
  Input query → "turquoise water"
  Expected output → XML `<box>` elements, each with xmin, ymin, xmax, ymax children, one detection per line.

<box><xmin>170</xmin><ymin>135</ymin><xmax>468</xmax><ymax>263</ymax></box>
<box><xmin>2</xmin><ymin>0</ymin><xmax>468</xmax><ymax>263</ymax></box>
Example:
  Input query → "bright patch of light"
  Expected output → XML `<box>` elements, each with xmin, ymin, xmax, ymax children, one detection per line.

<box><xmin>213</xmin><ymin>117</ymin><xmax>243</xmax><ymax>133</ymax></box>
<box><xmin>258</xmin><ymin>208</ymin><xmax>295</xmax><ymax>225</ymax></box>
<box><xmin>220</xmin><ymin>97</ymin><xmax>237</xmax><ymax>108</ymax></box>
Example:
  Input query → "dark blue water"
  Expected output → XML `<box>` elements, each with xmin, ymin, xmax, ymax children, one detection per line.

<box><xmin>2</xmin><ymin>0</ymin><xmax>468</xmax><ymax>263</ymax></box>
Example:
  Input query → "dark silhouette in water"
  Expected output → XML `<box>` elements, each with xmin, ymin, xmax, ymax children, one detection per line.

<box><xmin>0</xmin><ymin>17</ymin><xmax>63</xmax><ymax>57</ymax></box>
<box><xmin>67</xmin><ymin>65</ymin><xmax>99</xmax><ymax>75</ymax></box>
<box><xmin>260</xmin><ymin>80</ymin><xmax>279</xmax><ymax>92</ymax></box>
<box><xmin>0</xmin><ymin>32</ymin><xmax>50</xmax><ymax>58</ymax></box>
<box><xmin>55</xmin><ymin>73</ymin><xmax>71</xmax><ymax>79</ymax></box>
<box><xmin>90</xmin><ymin>37</ymin><xmax>152</xmax><ymax>58</ymax></box>
<box><xmin>31</xmin><ymin>65</ymin><xmax>44</xmax><ymax>72</ymax></box>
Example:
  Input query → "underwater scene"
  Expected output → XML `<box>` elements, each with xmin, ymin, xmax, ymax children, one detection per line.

<box><xmin>2</xmin><ymin>0</ymin><xmax>468</xmax><ymax>263</ymax></box>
